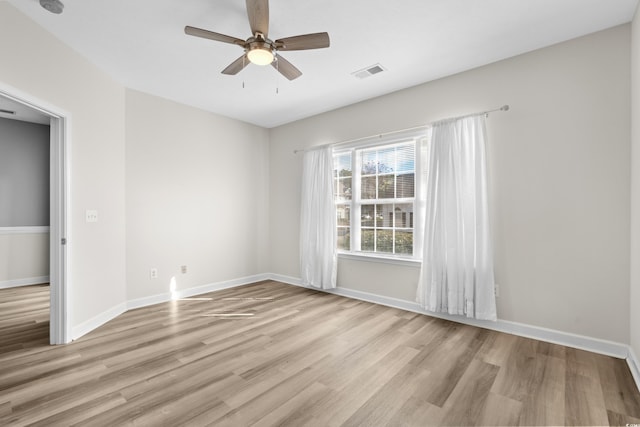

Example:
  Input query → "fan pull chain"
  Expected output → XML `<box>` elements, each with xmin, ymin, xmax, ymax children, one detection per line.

<box><xmin>275</xmin><ymin>56</ymin><xmax>279</xmax><ymax>94</ymax></box>
<box><xmin>242</xmin><ymin>56</ymin><xmax>246</xmax><ymax>89</ymax></box>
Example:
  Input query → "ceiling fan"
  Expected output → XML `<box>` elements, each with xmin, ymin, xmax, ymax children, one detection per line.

<box><xmin>185</xmin><ymin>0</ymin><xmax>330</xmax><ymax>81</ymax></box>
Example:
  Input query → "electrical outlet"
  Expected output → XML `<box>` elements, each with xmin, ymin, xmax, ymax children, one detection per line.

<box><xmin>150</xmin><ymin>268</ymin><xmax>158</xmax><ymax>279</ymax></box>
<box><xmin>181</xmin><ymin>265</ymin><xmax>187</xmax><ymax>274</ymax></box>
<box><xmin>494</xmin><ymin>284</ymin><xmax>500</xmax><ymax>298</ymax></box>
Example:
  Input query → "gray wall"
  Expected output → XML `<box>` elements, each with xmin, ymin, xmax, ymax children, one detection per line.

<box><xmin>0</xmin><ymin>117</ymin><xmax>50</xmax><ymax>226</ymax></box>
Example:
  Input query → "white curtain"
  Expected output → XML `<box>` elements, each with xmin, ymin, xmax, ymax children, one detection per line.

<box><xmin>416</xmin><ymin>115</ymin><xmax>497</xmax><ymax>321</ymax></box>
<box><xmin>300</xmin><ymin>146</ymin><xmax>337</xmax><ymax>289</ymax></box>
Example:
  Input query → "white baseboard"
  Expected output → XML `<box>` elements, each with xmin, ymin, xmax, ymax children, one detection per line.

<box><xmin>175</xmin><ymin>273</ymin><xmax>271</xmax><ymax>299</ymax></box>
<box><xmin>70</xmin><ymin>302</ymin><xmax>127</xmax><ymax>341</ymax></box>
<box><xmin>126</xmin><ymin>273</ymin><xmax>271</xmax><ymax>311</ymax></box>
<box><xmin>75</xmin><ymin>274</ymin><xmax>270</xmax><ymax>340</ymax></box>
<box><xmin>629</xmin><ymin>347</ymin><xmax>640</xmax><ymax>393</ymax></box>
<box><xmin>126</xmin><ymin>292</ymin><xmax>172</xmax><ymax>311</ymax></box>
<box><xmin>270</xmin><ymin>273</ymin><xmax>629</xmax><ymax>359</ymax></box>
<box><xmin>0</xmin><ymin>276</ymin><xmax>49</xmax><ymax>289</ymax></box>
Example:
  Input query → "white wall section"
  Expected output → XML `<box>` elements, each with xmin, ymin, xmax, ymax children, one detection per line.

<box><xmin>0</xmin><ymin>2</ymin><xmax>127</xmax><ymax>330</ymax></box>
<box><xmin>269</xmin><ymin>25</ymin><xmax>631</xmax><ymax>344</ymax></box>
<box><xmin>125</xmin><ymin>90</ymin><xmax>270</xmax><ymax>302</ymax></box>
<box><xmin>630</xmin><ymin>3</ymin><xmax>640</xmax><ymax>366</ymax></box>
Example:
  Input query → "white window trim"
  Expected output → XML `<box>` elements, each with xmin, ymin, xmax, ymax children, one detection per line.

<box><xmin>338</xmin><ymin>251</ymin><xmax>422</xmax><ymax>267</ymax></box>
<box><xmin>333</xmin><ymin>128</ymin><xmax>429</xmax><ymax>262</ymax></box>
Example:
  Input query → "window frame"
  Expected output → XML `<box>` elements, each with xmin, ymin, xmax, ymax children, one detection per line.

<box><xmin>332</xmin><ymin>129</ymin><xmax>428</xmax><ymax>262</ymax></box>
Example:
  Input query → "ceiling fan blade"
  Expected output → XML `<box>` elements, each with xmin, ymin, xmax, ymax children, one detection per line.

<box><xmin>222</xmin><ymin>55</ymin><xmax>249</xmax><ymax>75</ymax></box>
<box><xmin>275</xmin><ymin>32</ymin><xmax>330</xmax><ymax>51</ymax></box>
<box><xmin>272</xmin><ymin>55</ymin><xmax>302</xmax><ymax>80</ymax></box>
<box><xmin>246</xmin><ymin>0</ymin><xmax>269</xmax><ymax>37</ymax></box>
<box><xmin>185</xmin><ymin>26</ymin><xmax>245</xmax><ymax>46</ymax></box>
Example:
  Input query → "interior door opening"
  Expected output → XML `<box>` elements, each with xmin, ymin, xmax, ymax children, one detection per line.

<box><xmin>0</xmin><ymin>87</ymin><xmax>69</xmax><ymax>344</ymax></box>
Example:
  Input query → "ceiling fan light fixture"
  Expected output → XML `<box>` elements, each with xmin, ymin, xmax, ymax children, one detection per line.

<box><xmin>185</xmin><ymin>0</ymin><xmax>329</xmax><ymax>79</ymax></box>
<box><xmin>247</xmin><ymin>47</ymin><xmax>274</xmax><ymax>66</ymax></box>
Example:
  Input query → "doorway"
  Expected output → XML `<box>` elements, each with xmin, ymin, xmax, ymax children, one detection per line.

<box><xmin>0</xmin><ymin>85</ymin><xmax>69</xmax><ymax>344</ymax></box>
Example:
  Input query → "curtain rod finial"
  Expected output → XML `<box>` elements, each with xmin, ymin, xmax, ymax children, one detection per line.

<box><xmin>501</xmin><ymin>105</ymin><xmax>510</xmax><ymax>111</ymax></box>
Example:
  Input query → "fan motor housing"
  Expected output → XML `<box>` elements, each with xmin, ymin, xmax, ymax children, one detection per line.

<box><xmin>246</xmin><ymin>36</ymin><xmax>275</xmax><ymax>52</ymax></box>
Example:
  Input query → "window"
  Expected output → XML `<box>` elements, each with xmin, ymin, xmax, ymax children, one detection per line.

<box><xmin>333</xmin><ymin>134</ymin><xmax>423</xmax><ymax>259</ymax></box>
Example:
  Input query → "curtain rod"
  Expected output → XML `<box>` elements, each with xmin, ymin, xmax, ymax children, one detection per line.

<box><xmin>293</xmin><ymin>104</ymin><xmax>510</xmax><ymax>154</ymax></box>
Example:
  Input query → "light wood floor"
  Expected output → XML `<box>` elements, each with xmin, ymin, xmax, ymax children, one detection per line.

<box><xmin>1</xmin><ymin>282</ymin><xmax>639</xmax><ymax>426</ymax></box>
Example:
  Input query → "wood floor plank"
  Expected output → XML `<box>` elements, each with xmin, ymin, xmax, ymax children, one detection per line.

<box><xmin>596</xmin><ymin>352</ymin><xmax>640</xmax><ymax>419</ymax></box>
<box><xmin>1</xmin><ymin>281</ymin><xmax>639</xmax><ymax>426</ymax></box>
<box><xmin>28</xmin><ymin>392</ymin><xmax>127</xmax><ymax>427</ymax></box>
<box><xmin>386</xmin><ymin>396</ymin><xmax>445</xmax><ymax>427</ymax></box>
<box><xmin>607</xmin><ymin>409</ymin><xmax>640</xmax><ymax>426</ymax></box>
<box><xmin>517</xmin><ymin>354</ymin><xmax>565</xmax><ymax>426</ymax></box>
<box><xmin>476</xmin><ymin>329</ymin><xmax>518</xmax><ymax>367</ymax></box>
<box><xmin>90</xmin><ymin>374</ymin><xmax>240</xmax><ymax>426</ymax></box>
<box><xmin>0</xmin><ymin>401</ymin><xmax>12</xmax><ymax>418</ymax></box>
<box><xmin>305</xmin><ymin>345</ymin><xmax>420</xmax><ymax>426</ymax></box>
<box><xmin>340</xmin><ymin>364</ymin><xmax>431</xmax><ymax>427</ymax></box>
<box><xmin>412</xmin><ymin>324</ymin><xmax>489</xmax><ymax>407</ymax></box>
<box><xmin>564</xmin><ymin>370</ymin><xmax>608</xmax><ymax>426</ymax></box>
<box><xmin>251</xmin><ymin>382</ymin><xmax>330</xmax><ymax>427</ymax></box>
<box><xmin>217</xmin><ymin>362</ymin><xmax>337</xmax><ymax>426</ymax></box>
<box><xmin>490</xmin><ymin>336</ymin><xmax>543</xmax><ymax>402</ymax></box>
<box><xmin>477</xmin><ymin>392</ymin><xmax>523</xmax><ymax>426</ymax></box>
<box><xmin>314</xmin><ymin>321</ymin><xmax>413</xmax><ymax>391</ymax></box>
<box><xmin>439</xmin><ymin>358</ymin><xmax>501</xmax><ymax>426</ymax></box>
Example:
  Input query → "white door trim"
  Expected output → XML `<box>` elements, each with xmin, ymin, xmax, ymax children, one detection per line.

<box><xmin>0</xmin><ymin>83</ymin><xmax>71</xmax><ymax>344</ymax></box>
<box><xmin>49</xmin><ymin>115</ymin><xmax>69</xmax><ymax>344</ymax></box>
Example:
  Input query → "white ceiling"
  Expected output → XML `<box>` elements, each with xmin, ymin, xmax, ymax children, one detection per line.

<box><xmin>7</xmin><ymin>0</ymin><xmax>639</xmax><ymax>128</ymax></box>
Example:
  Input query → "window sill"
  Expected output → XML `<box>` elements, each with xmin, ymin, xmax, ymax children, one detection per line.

<box><xmin>337</xmin><ymin>252</ymin><xmax>422</xmax><ymax>268</ymax></box>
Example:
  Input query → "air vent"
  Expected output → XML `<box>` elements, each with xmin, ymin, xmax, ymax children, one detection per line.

<box><xmin>0</xmin><ymin>109</ymin><xmax>16</xmax><ymax>115</ymax></box>
<box><xmin>352</xmin><ymin>63</ymin><xmax>386</xmax><ymax>80</ymax></box>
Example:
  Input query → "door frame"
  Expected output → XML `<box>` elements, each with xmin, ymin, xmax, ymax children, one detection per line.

<box><xmin>0</xmin><ymin>83</ymin><xmax>70</xmax><ymax>344</ymax></box>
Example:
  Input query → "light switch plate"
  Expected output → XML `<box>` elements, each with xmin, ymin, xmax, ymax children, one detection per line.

<box><xmin>86</xmin><ymin>210</ymin><xmax>98</xmax><ymax>223</ymax></box>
